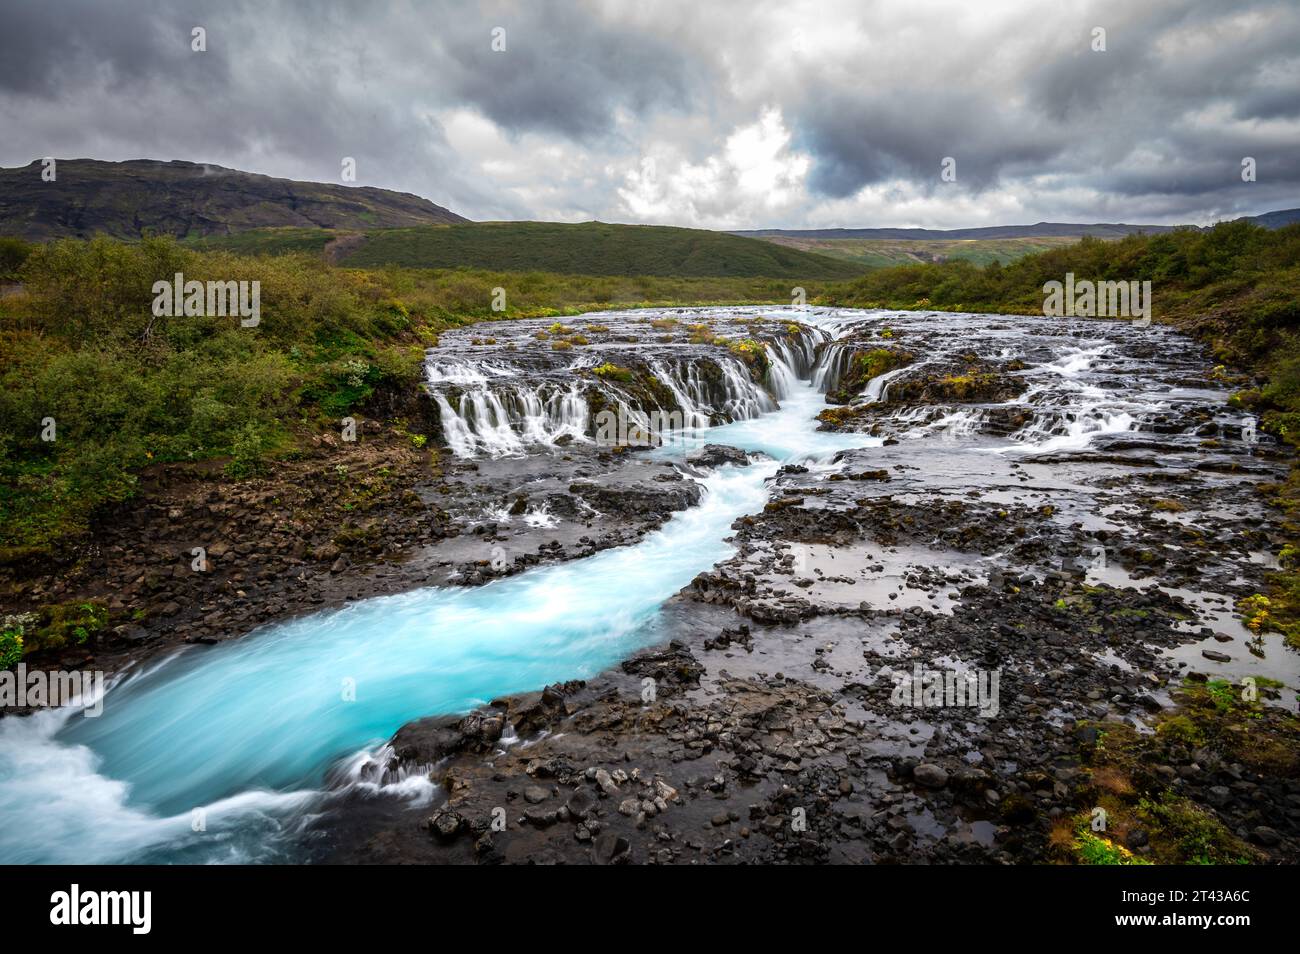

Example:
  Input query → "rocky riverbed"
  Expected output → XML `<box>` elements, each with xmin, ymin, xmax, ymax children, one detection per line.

<box><xmin>315</xmin><ymin>307</ymin><xmax>1300</xmax><ymax>865</ymax></box>
<box><xmin>3</xmin><ymin>306</ymin><xmax>1297</xmax><ymax>866</ymax></box>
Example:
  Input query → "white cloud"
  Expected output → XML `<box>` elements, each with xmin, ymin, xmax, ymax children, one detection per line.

<box><xmin>616</xmin><ymin>108</ymin><xmax>810</xmax><ymax>226</ymax></box>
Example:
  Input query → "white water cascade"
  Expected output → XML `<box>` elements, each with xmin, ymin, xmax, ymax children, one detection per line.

<box><xmin>431</xmin><ymin>383</ymin><xmax>590</xmax><ymax>457</ymax></box>
<box><xmin>428</xmin><ymin>345</ymin><xmax>809</xmax><ymax>458</ymax></box>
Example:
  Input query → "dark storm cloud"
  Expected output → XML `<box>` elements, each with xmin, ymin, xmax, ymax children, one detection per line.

<box><xmin>0</xmin><ymin>0</ymin><xmax>1296</xmax><ymax>226</ymax></box>
<box><xmin>0</xmin><ymin>0</ymin><xmax>705</xmax><ymax>143</ymax></box>
<box><xmin>0</xmin><ymin>0</ymin><xmax>713</xmax><ymax>218</ymax></box>
<box><xmin>797</xmin><ymin>91</ymin><xmax>1062</xmax><ymax>198</ymax></box>
<box><xmin>0</xmin><ymin>0</ymin><xmax>229</xmax><ymax>95</ymax></box>
<box><xmin>431</xmin><ymin>7</ymin><xmax>711</xmax><ymax>140</ymax></box>
<box><xmin>788</xmin><ymin>0</ymin><xmax>1300</xmax><ymax>211</ymax></box>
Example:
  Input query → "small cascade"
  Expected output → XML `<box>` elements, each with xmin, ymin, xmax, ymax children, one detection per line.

<box><xmin>812</xmin><ymin>341</ymin><xmax>852</xmax><ymax>393</ymax></box>
<box><xmin>1002</xmin><ymin>405</ymin><xmax>1139</xmax><ymax>454</ymax></box>
<box><xmin>426</xmin><ymin>359</ymin><xmax>518</xmax><ymax>384</ymax></box>
<box><xmin>925</xmin><ymin>408</ymin><xmax>987</xmax><ymax>440</ymax></box>
<box><xmin>863</xmin><ymin>365</ymin><xmax>912</xmax><ymax>403</ymax></box>
<box><xmin>647</xmin><ymin>358</ymin><xmax>719</xmax><ymax>429</ymax></box>
<box><xmin>765</xmin><ymin>343</ymin><xmax>801</xmax><ymax>400</ymax></box>
<box><xmin>332</xmin><ymin>744</ymin><xmax>437</xmax><ymax>804</ymax></box>
<box><xmin>432</xmin><ymin>382</ymin><xmax>590</xmax><ymax>457</ymax></box>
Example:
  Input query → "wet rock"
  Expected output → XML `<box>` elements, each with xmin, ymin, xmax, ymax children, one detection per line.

<box><xmin>687</xmin><ymin>444</ymin><xmax>750</xmax><ymax>468</ymax></box>
<box><xmin>593</xmin><ymin>831</ymin><xmax>630</xmax><ymax>864</ymax></box>
<box><xmin>524</xmin><ymin>806</ymin><xmax>560</xmax><ymax>827</ymax></box>
<box><xmin>1251</xmin><ymin>826</ymin><xmax>1281</xmax><ymax>847</ymax></box>
<box><xmin>913</xmin><ymin>764</ymin><xmax>949</xmax><ymax>789</ymax></box>
<box><xmin>569</xmin><ymin>479</ymin><xmax>703</xmax><ymax>517</ymax></box>
<box><xmin>565</xmin><ymin>788</ymin><xmax>595</xmax><ymax>819</ymax></box>
<box><xmin>426</xmin><ymin>809</ymin><xmax>465</xmax><ymax>841</ymax></box>
<box><xmin>594</xmin><ymin>769</ymin><xmax>619</xmax><ymax>796</ymax></box>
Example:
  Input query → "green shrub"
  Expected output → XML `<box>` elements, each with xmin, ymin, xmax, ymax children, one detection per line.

<box><xmin>0</xmin><ymin>237</ymin><xmax>32</xmax><ymax>281</ymax></box>
<box><xmin>0</xmin><ymin>612</ymin><xmax>33</xmax><ymax>668</ymax></box>
<box><xmin>24</xmin><ymin>602</ymin><xmax>108</xmax><ymax>654</ymax></box>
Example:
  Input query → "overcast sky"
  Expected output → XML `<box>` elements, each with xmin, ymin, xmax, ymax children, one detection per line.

<box><xmin>1</xmin><ymin>0</ymin><xmax>1297</xmax><ymax>229</ymax></box>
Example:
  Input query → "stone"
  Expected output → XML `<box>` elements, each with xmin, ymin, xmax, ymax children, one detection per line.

<box><xmin>593</xmin><ymin>831</ymin><xmax>630</xmax><ymax>864</ymax></box>
<box><xmin>426</xmin><ymin>809</ymin><xmax>464</xmax><ymax>841</ymax></box>
<box><xmin>687</xmin><ymin>444</ymin><xmax>750</xmax><ymax>468</ymax></box>
<box><xmin>565</xmin><ymin>788</ymin><xmax>595</xmax><ymax>819</ymax></box>
<box><xmin>594</xmin><ymin>769</ymin><xmax>618</xmax><ymax>795</ymax></box>
<box><xmin>1251</xmin><ymin>826</ymin><xmax>1280</xmax><ymax>847</ymax></box>
<box><xmin>913</xmin><ymin>764</ymin><xmax>949</xmax><ymax>788</ymax></box>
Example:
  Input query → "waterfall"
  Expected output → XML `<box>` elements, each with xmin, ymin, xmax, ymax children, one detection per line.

<box><xmin>765</xmin><ymin>343</ymin><xmax>800</xmax><ymax>400</ymax></box>
<box><xmin>426</xmin><ymin>322</ymin><xmax>818</xmax><ymax>458</ymax></box>
<box><xmin>812</xmin><ymin>341</ymin><xmax>852</xmax><ymax>393</ymax></box>
<box><xmin>862</xmin><ymin>365</ymin><xmax>913</xmax><ymax>403</ymax></box>
<box><xmin>433</xmin><ymin>382</ymin><xmax>590</xmax><ymax>457</ymax></box>
<box><xmin>717</xmin><ymin>358</ymin><xmax>776</xmax><ymax>420</ymax></box>
<box><xmin>647</xmin><ymin>359</ymin><xmax>716</xmax><ymax>430</ymax></box>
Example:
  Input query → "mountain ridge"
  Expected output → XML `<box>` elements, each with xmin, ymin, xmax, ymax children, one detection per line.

<box><xmin>732</xmin><ymin>210</ymin><xmax>1299</xmax><ymax>241</ymax></box>
<box><xmin>0</xmin><ymin>158</ymin><xmax>467</xmax><ymax>241</ymax></box>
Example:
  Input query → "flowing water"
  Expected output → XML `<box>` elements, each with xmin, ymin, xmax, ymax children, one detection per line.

<box><xmin>0</xmin><ymin>306</ymin><xmax>1282</xmax><ymax>864</ymax></box>
<box><xmin>0</xmin><ymin>316</ymin><xmax>856</xmax><ymax>864</ymax></box>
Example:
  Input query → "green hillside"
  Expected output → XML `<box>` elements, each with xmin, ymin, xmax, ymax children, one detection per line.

<box><xmin>193</xmin><ymin>221</ymin><xmax>867</xmax><ymax>279</ymax></box>
<box><xmin>342</xmin><ymin>222</ymin><xmax>865</xmax><ymax>278</ymax></box>
<box><xmin>187</xmin><ymin>227</ymin><xmax>336</xmax><ymax>256</ymax></box>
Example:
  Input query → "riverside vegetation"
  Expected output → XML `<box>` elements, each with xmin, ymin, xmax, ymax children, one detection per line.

<box><xmin>0</xmin><ymin>237</ymin><xmax>835</xmax><ymax>555</ymax></box>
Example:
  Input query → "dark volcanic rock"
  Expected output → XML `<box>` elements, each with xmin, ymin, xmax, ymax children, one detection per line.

<box><xmin>687</xmin><ymin>444</ymin><xmax>751</xmax><ymax>468</ymax></box>
<box><xmin>568</xmin><ymin>478</ymin><xmax>703</xmax><ymax>516</ymax></box>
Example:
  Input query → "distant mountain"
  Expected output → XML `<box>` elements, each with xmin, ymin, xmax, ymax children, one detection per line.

<box><xmin>734</xmin><ymin>208</ymin><xmax>1300</xmax><ymax>241</ymax></box>
<box><xmin>1243</xmin><ymin>208</ymin><xmax>1300</xmax><ymax>229</ymax></box>
<box><xmin>733</xmin><ymin>221</ymin><xmax>1186</xmax><ymax>241</ymax></box>
<box><xmin>755</xmin><ymin>235</ymin><xmax>1085</xmax><ymax>269</ymax></box>
<box><xmin>0</xmin><ymin>158</ymin><xmax>467</xmax><ymax>241</ymax></box>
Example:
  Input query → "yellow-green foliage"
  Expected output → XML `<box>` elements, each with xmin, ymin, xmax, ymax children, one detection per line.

<box><xmin>1073</xmin><ymin>829</ymin><xmax>1152</xmax><ymax>866</ymax></box>
<box><xmin>591</xmin><ymin>362</ymin><xmax>634</xmax><ymax>383</ymax></box>
<box><xmin>0</xmin><ymin>611</ymin><xmax>35</xmax><ymax>668</ymax></box>
<box><xmin>23</xmin><ymin>601</ymin><xmax>109</xmax><ymax>654</ymax></box>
